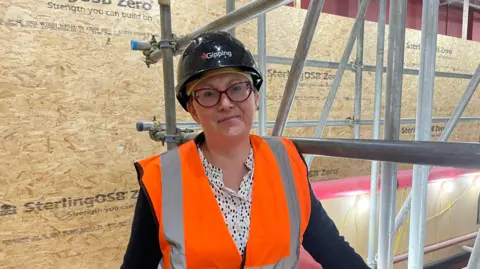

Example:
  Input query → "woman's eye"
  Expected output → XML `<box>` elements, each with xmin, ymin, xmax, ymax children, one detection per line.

<box><xmin>202</xmin><ymin>90</ymin><xmax>216</xmax><ymax>97</ymax></box>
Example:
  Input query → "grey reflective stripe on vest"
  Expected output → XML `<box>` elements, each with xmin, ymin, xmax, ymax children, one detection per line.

<box><xmin>159</xmin><ymin>138</ymin><xmax>301</xmax><ymax>269</ymax></box>
<box><xmin>254</xmin><ymin>137</ymin><xmax>301</xmax><ymax>269</ymax></box>
<box><xmin>160</xmin><ymin>148</ymin><xmax>186</xmax><ymax>268</ymax></box>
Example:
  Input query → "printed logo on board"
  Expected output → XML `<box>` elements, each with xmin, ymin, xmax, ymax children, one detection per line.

<box><xmin>267</xmin><ymin>68</ymin><xmax>335</xmax><ymax>81</ymax></box>
<box><xmin>0</xmin><ymin>190</ymin><xmax>138</xmax><ymax>218</ymax></box>
<box><xmin>201</xmin><ymin>51</ymin><xmax>233</xmax><ymax>60</ymax></box>
<box><xmin>66</xmin><ymin>0</ymin><xmax>154</xmax><ymax>11</ymax></box>
<box><xmin>23</xmin><ymin>190</ymin><xmax>139</xmax><ymax>213</ymax></box>
<box><xmin>406</xmin><ymin>42</ymin><xmax>453</xmax><ymax>55</ymax></box>
<box><xmin>0</xmin><ymin>204</ymin><xmax>17</xmax><ymax>217</ymax></box>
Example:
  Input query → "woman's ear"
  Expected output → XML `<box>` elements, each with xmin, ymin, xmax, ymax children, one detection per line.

<box><xmin>254</xmin><ymin>90</ymin><xmax>260</xmax><ymax>111</ymax></box>
<box><xmin>187</xmin><ymin>102</ymin><xmax>200</xmax><ymax>123</ymax></box>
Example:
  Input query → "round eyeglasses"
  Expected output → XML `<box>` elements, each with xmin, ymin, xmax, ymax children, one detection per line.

<box><xmin>192</xmin><ymin>81</ymin><xmax>253</xmax><ymax>108</ymax></box>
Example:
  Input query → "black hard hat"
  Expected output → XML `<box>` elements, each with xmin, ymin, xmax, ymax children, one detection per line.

<box><xmin>175</xmin><ymin>31</ymin><xmax>263</xmax><ymax>111</ymax></box>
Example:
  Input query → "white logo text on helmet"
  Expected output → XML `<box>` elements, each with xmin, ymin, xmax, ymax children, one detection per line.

<box><xmin>201</xmin><ymin>50</ymin><xmax>233</xmax><ymax>60</ymax></box>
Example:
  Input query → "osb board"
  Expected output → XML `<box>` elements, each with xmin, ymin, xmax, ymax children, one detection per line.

<box><xmin>263</xmin><ymin>64</ymin><xmax>480</xmax><ymax>123</ymax></box>
<box><xmin>0</xmin><ymin>0</ymin><xmax>165</xmax><ymax>268</ymax></box>
<box><xmin>257</xmin><ymin>3</ymin><xmax>480</xmax><ymax>74</ymax></box>
<box><xmin>1</xmin><ymin>0</ymin><xmax>479</xmax><ymax>268</ymax></box>
<box><xmin>176</xmin><ymin>0</ymin><xmax>480</xmax><ymax>121</ymax></box>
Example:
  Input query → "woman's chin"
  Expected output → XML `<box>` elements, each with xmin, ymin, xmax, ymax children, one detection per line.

<box><xmin>216</xmin><ymin>125</ymin><xmax>249</xmax><ymax>138</ymax></box>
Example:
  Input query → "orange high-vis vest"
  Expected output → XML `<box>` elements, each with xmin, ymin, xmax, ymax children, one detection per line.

<box><xmin>135</xmin><ymin>134</ymin><xmax>312</xmax><ymax>269</ymax></box>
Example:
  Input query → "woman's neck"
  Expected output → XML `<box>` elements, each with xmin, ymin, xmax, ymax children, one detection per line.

<box><xmin>202</xmin><ymin>134</ymin><xmax>251</xmax><ymax>168</ymax></box>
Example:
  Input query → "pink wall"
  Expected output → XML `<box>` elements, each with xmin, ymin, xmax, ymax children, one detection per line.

<box><xmin>296</xmin><ymin>0</ymin><xmax>480</xmax><ymax>42</ymax></box>
<box><xmin>311</xmin><ymin>167</ymin><xmax>479</xmax><ymax>200</ymax></box>
<box><xmin>472</xmin><ymin>9</ymin><xmax>480</xmax><ymax>40</ymax></box>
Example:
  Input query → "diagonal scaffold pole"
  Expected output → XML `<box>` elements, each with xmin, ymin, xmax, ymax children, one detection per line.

<box><xmin>133</xmin><ymin>0</ymin><xmax>296</xmax><ymax>146</ymax></box>
<box><xmin>176</xmin><ymin>0</ymin><xmax>294</xmax><ymax>55</ymax></box>
<box><xmin>407</xmin><ymin>1</ymin><xmax>439</xmax><ymax>268</ymax></box>
<box><xmin>141</xmin><ymin>0</ymin><xmax>295</xmax><ymax>65</ymax></box>
<box><xmin>394</xmin><ymin>63</ymin><xmax>480</xmax><ymax>233</ymax></box>
<box><xmin>377</xmin><ymin>0</ymin><xmax>408</xmax><ymax>268</ymax></box>
<box><xmin>271</xmin><ymin>0</ymin><xmax>326</xmax><ymax>136</ymax></box>
<box><xmin>303</xmin><ymin>0</ymin><xmax>371</xmax><ymax>168</ymax></box>
<box><xmin>367</xmin><ymin>0</ymin><xmax>387</xmax><ymax>267</ymax></box>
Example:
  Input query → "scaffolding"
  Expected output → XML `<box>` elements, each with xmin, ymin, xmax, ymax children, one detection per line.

<box><xmin>130</xmin><ymin>0</ymin><xmax>480</xmax><ymax>268</ymax></box>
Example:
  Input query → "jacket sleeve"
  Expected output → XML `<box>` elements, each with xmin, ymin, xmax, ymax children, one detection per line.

<box><xmin>291</xmin><ymin>142</ymin><xmax>370</xmax><ymax>269</ymax></box>
<box><xmin>120</xmin><ymin>187</ymin><xmax>163</xmax><ymax>269</ymax></box>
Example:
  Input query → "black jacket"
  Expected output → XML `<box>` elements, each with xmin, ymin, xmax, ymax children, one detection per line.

<box><xmin>120</xmin><ymin>135</ymin><xmax>370</xmax><ymax>269</ymax></box>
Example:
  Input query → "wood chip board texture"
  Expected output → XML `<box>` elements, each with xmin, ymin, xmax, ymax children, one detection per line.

<box><xmin>1</xmin><ymin>0</ymin><xmax>479</xmax><ymax>268</ymax></box>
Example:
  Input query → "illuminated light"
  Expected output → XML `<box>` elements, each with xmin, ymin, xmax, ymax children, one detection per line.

<box><xmin>436</xmin><ymin>177</ymin><xmax>453</xmax><ymax>182</ymax></box>
<box><xmin>462</xmin><ymin>172</ymin><xmax>480</xmax><ymax>178</ymax></box>
<box><xmin>344</xmin><ymin>190</ymin><xmax>368</xmax><ymax>197</ymax></box>
<box><xmin>357</xmin><ymin>197</ymin><xmax>370</xmax><ymax>212</ymax></box>
<box><xmin>442</xmin><ymin>181</ymin><xmax>454</xmax><ymax>193</ymax></box>
<box><xmin>431</xmin><ymin>177</ymin><xmax>453</xmax><ymax>185</ymax></box>
<box><xmin>475</xmin><ymin>179</ymin><xmax>480</xmax><ymax>187</ymax></box>
<box><xmin>349</xmin><ymin>197</ymin><xmax>356</xmax><ymax>207</ymax></box>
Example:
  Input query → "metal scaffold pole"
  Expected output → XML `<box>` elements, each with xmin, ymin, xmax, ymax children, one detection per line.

<box><xmin>438</xmin><ymin>63</ymin><xmax>480</xmax><ymax>142</ymax></box>
<box><xmin>159</xmin><ymin>0</ymin><xmax>177</xmax><ymax>150</ymax></box>
<box><xmin>408</xmin><ymin>1</ymin><xmax>439</xmax><ymax>268</ymax></box>
<box><xmin>377</xmin><ymin>0</ymin><xmax>407</xmax><ymax>268</ymax></box>
<box><xmin>353</xmin><ymin>0</ymin><xmax>365</xmax><ymax>139</ymax></box>
<box><xmin>462</xmin><ymin>0</ymin><xmax>470</xmax><ymax>40</ymax></box>
<box><xmin>128</xmin><ymin>6</ymin><xmax>480</xmax><ymax>269</ymax></box>
<box><xmin>141</xmin><ymin>1</ymin><xmax>295</xmax><ymax>65</ymax></box>
<box><xmin>261</xmin><ymin>54</ymin><xmax>474</xmax><ymax>79</ymax></box>
<box><xmin>258</xmin><ymin>11</ymin><xmax>267</xmax><ymax>136</ymax></box>
<box><xmin>226</xmin><ymin>0</ymin><xmax>236</xmax><ymax>36</ymax></box>
<box><xmin>394</xmin><ymin>63</ymin><xmax>480</xmax><ymax>234</ymax></box>
<box><xmin>367</xmin><ymin>0</ymin><xmax>386</xmax><ymax>267</ymax></box>
<box><xmin>169</xmin><ymin>117</ymin><xmax>479</xmax><ymax>131</ymax></box>
<box><xmin>145</xmin><ymin>133</ymin><xmax>480</xmax><ymax>169</ymax></box>
<box><xmin>466</xmin><ymin>229</ymin><xmax>480</xmax><ymax>269</ymax></box>
<box><xmin>271</xmin><ymin>0</ymin><xmax>326</xmax><ymax>136</ymax></box>
<box><xmin>304</xmin><ymin>0</ymin><xmax>371</xmax><ymax>168</ymax></box>
<box><xmin>176</xmin><ymin>0</ymin><xmax>294</xmax><ymax>54</ymax></box>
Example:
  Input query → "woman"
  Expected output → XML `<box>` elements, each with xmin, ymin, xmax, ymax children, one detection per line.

<box><xmin>121</xmin><ymin>31</ymin><xmax>369</xmax><ymax>269</ymax></box>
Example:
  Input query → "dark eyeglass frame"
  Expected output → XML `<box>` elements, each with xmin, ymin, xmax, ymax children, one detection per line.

<box><xmin>192</xmin><ymin>81</ymin><xmax>254</xmax><ymax>108</ymax></box>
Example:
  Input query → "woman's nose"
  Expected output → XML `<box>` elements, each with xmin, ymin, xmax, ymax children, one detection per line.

<box><xmin>218</xmin><ymin>93</ymin><xmax>234</xmax><ymax>109</ymax></box>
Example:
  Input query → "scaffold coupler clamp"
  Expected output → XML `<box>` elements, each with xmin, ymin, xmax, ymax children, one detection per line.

<box><xmin>129</xmin><ymin>31</ymin><xmax>179</xmax><ymax>67</ymax></box>
<box><xmin>158</xmin><ymin>38</ymin><xmax>176</xmax><ymax>50</ymax></box>
<box><xmin>346</xmin><ymin>116</ymin><xmax>359</xmax><ymax>127</ymax></box>
<box><xmin>143</xmin><ymin>35</ymin><xmax>178</xmax><ymax>67</ymax></box>
<box><xmin>350</xmin><ymin>60</ymin><xmax>364</xmax><ymax>72</ymax></box>
<box><xmin>136</xmin><ymin>118</ymin><xmax>195</xmax><ymax>146</ymax></box>
<box><xmin>152</xmin><ymin>128</ymin><xmax>195</xmax><ymax>146</ymax></box>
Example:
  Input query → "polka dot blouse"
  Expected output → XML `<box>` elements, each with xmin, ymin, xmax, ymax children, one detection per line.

<box><xmin>197</xmin><ymin>146</ymin><xmax>254</xmax><ymax>255</ymax></box>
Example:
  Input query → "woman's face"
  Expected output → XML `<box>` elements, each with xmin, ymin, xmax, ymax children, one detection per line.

<box><xmin>187</xmin><ymin>72</ymin><xmax>259</xmax><ymax>140</ymax></box>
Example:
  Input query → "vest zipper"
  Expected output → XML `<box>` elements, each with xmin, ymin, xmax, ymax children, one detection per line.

<box><xmin>240</xmin><ymin>246</ymin><xmax>247</xmax><ymax>269</ymax></box>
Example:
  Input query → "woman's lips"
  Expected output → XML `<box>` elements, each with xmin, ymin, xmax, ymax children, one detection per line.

<box><xmin>218</xmin><ymin>115</ymin><xmax>240</xmax><ymax>123</ymax></box>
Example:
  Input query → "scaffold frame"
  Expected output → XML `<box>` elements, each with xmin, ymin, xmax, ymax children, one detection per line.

<box><xmin>130</xmin><ymin>0</ymin><xmax>480</xmax><ymax>268</ymax></box>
